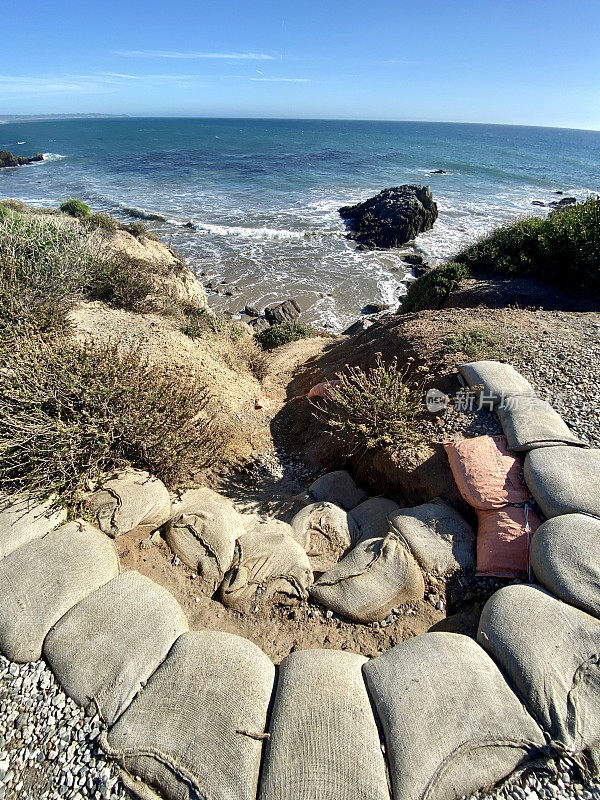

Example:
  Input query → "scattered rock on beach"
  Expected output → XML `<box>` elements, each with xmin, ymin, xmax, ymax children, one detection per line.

<box><xmin>339</xmin><ymin>185</ymin><xmax>438</xmax><ymax>249</ymax></box>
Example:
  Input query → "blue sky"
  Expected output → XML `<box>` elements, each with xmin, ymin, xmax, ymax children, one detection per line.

<box><xmin>2</xmin><ymin>0</ymin><xmax>599</xmax><ymax>129</ymax></box>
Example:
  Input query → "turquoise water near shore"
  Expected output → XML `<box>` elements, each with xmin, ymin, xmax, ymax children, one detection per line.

<box><xmin>1</xmin><ymin>118</ymin><xmax>599</xmax><ymax>329</ymax></box>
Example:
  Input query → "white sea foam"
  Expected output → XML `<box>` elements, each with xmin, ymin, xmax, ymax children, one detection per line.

<box><xmin>191</xmin><ymin>221</ymin><xmax>311</xmax><ymax>241</ymax></box>
<box><xmin>40</xmin><ymin>153</ymin><xmax>66</xmax><ymax>162</ymax></box>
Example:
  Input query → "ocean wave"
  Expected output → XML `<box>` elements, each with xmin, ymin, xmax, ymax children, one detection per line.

<box><xmin>41</xmin><ymin>153</ymin><xmax>65</xmax><ymax>162</ymax></box>
<box><xmin>190</xmin><ymin>221</ymin><xmax>313</xmax><ymax>241</ymax></box>
<box><xmin>121</xmin><ymin>205</ymin><xmax>166</xmax><ymax>222</ymax></box>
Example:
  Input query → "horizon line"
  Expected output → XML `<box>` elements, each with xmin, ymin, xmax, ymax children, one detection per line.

<box><xmin>1</xmin><ymin>113</ymin><xmax>599</xmax><ymax>134</ymax></box>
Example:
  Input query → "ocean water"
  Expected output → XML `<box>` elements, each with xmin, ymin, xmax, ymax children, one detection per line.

<box><xmin>1</xmin><ymin>117</ymin><xmax>599</xmax><ymax>329</ymax></box>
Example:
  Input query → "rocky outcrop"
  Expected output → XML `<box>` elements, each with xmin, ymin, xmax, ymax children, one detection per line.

<box><xmin>0</xmin><ymin>150</ymin><xmax>44</xmax><ymax>168</ymax></box>
<box><xmin>339</xmin><ymin>185</ymin><xmax>438</xmax><ymax>249</ymax></box>
<box><xmin>265</xmin><ymin>299</ymin><xmax>301</xmax><ymax>325</ymax></box>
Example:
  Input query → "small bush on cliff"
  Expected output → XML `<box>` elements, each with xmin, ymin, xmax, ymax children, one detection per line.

<box><xmin>125</xmin><ymin>220</ymin><xmax>160</xmax><ymax>241</ymax></box>
<box><xmin>60</xmin><ymin>198</ymin><xmax>92</xmax><ymax>219</ymax></box>
<box><xmin>255</xmin><ymin>322</ymin><xmax>317</xmax><ymax>349</ymax></box>
<box><xmin>0</xmin><ymin>337</ymin><xmax>222</xmax><ymax>504</ymax></box>
<box><xmin>444</xmin><ymin>327</ymin><xmax>505</xmax><ymax>360</ymax></box>
<box><xmin>318</xmin><ymin>355</ymin><xmax>424</xmax><ymax>457</ymax></box>
<box><xmin>400</xmin><ymin>262</ymin><xmax>469</xmax><ymax>314</ymax></box>
<box><xmin>454</xmin><ymin>198</ymin><xmax>600</xmax><ymax>293</ymax></box>
<box><xmin>0</xmin><ymin>209</ymin><xmax>101</xmax><ymax>337</ymax></box>
<box><xmin>86</xmin><ymin>212</ymin><xmax>120</xmax><ymax>232</ymax></box>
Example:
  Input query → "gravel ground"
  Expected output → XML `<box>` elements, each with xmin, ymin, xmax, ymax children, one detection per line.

<box><xmin>0</xmin><ymin>656</ymin><xmax>127</xmax><ymax>800</ymax></box>
<box><xmin>478</xmin><ymin>755</ymin><xmax>600</xmax><ymax>800</ymax></box>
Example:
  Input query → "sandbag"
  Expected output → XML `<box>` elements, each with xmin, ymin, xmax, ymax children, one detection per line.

<box><xmin>444</xmin><ymin>436</ymin><xmax>529</xmax><ymax>510</ymax></box>
<box><xmin>389</xmin><ymin>499</ymin><xmax>475</xmax><ymax>575</ymax></box>
<box><xmin>531</xmin><ymin>514</ymin><xmax>600</xmax><ymax>618</ymax></box>
<box><xmin>363</xmin><ymin>632</ymin><xmax>546</xmax><ymax>800</ymax></box>
<box><xmin>164</xmin><ymin>488</ymin><xmax>244</xmax><ymax>592</ymax></box>
<box><xmin>220</xmin><ymin>526</ymin><xmax>313</xmax><ymax>610</ymax></box>
<box><xmin>308</xmin><ymin>470</ymin><xmax>368</xmax><ymax>510</ymax></box>
<box><xmin>258</xmin><ymin>649</ymin><xmax>390</xmax><ymax>800</ymax></box>
<box><xmin>349</xmin><ymin>497</ymin><xmax>400</xmax><ymax>543</ymax></box>
<box><xmin>478</xmin><ymin>584</ymin><xmax>600</xmax><ymax>752</ymax></box>
<box><xmin>0</xmin><ymin>520</ymin><xmax>119</xmax><ymax>663</ymax></box>
<box><xmin>497</xmin><ymin>395</ymin><xmax>584</xmax><ymax>452</ymax></box>
<box><xmin>0</xmin><ymin>494</ymin><xmax>66</xmax><ymax>559</ymax></box>
<box><xmin>524</xmin><ymin>446</ymin><xmax>600</xmax><ymax>519</ymax></box>
<box><xmin>44</xmin><ymin>571</ymin><xmax>188</xmax><ymax>725</ymax></box>
<box><xmin>476</xmin><ymin>506</ymin><xmax>541</xmax><ymax>577</ymax></box>
<box><xmin>458</xmin><ymin>361</ymin><xmax>535</xmax><ymax>405</ymax></box>
<box><xmin>310</xmin><ymin>532</ymin><xmax>424</xmax><ymax>622</ymax></box>
<box><xmin>100</xmin><ymin>631</ymin><xmax>275</xmax><ymax>800</ymax></box>
<box><xmin>290</xmin><ymin>502</ymin><xmax>355</xmax><ymax>572</ymax></box>
<box><xmin>86</xmin><ymin>469</ymin><xmax>171</xmax><ymax>538</ymax></box>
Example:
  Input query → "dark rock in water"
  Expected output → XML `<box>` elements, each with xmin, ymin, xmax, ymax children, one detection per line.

<box><xmin>362</xmin><ymin>302</ymin><xmax>390</xmax><ymax>315</ymax></box>
<box><xmin>265</xmin><ymin>299</ymin><xmax>301</xmax><ymax>325</ymax></box>
<box><xmin>401</xmin><ymin>253</ymin><xmax>425</xmax><ymax>266</ymax></box>
<box><xmin>122</xmin><ymin>206</ymin><xmax>166</xmax><ymax>222</ymax></box>
<box><xmin>248</xmin><ymin>317</ymin><xmax>271</xmax><ymax>334</ymax></box>
<box><xmin>549</xmin><ymin>197</ymin><xmax>577</xmax><ymax>209</ymax></box>
<box><xmin>531</xmin><ymin>201</ymin><xmax>546</xmax><ymax>207</ymax></box>
<box><xmin>554</xmin><ymin>190</ymin><xmax>564</xmax><ymax>195</ymax></box>
<box><xmin>343</xmin><ymin>317</ymin><xmax>377</xmax><ymax>336</ymax></box>
<box><xmin>339</xmin><ymin>185</ymin><xmax>438</xmax><ymax>249</ymax></box>
<box><xmin>244</xmin><ymin>304</ymin><xmax>261</xmax><ymax>318</ymax></box>
<box><xmin>429</xmin><ymin>169</ymin><xmax>446</xmax><ymax>174</ymax></box>
<box><xmin>0</xmin><ymin>150</ymin><xmax>44</xmax><ymax>168</ymax></box>
<box><xmin>184</xmin><ymin>221</ymin><xmax>196</xmax><ymax>229</ymax></box>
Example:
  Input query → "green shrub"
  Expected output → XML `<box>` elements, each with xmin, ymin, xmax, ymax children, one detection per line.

<box><xmin>125</xmin><ymin>221</ymin><xmax>159</xmax><ymax>241</ymax></box>
<box><xmin>0</xmin><ymin>336</ymin><xmax>222</xmax><ymax>504</ymax></box>
<box><xmin>0</xmin><ymin>210</ymin><xmax>102</xmax><ymax>337</ymax></box>
<box><xmin>454</xmin><ymin>198</ymin><xmax>600</xmax><ymax>293</ymax></box>
<box><xmin>317</xmin><ymin>355</ymin><xmax>424</xmax><ymax>457</ymax></box>
<box><xmin>60</xmin><ymin>198</ymin><xmax>91</xmax><ymax>219</ymax></box>
<box><xmin>444</xmin><ymin>327</ymin><xmax>505</xmax><ymax>360</ymax></box>
<box><xmin>255</xmin><ymin>322</ymin><xmax>317</xmax><ymax>349</ymax></box>
<box><xmin>86</xmin><ymin>212</ymin><xmax>120</xmax><ymax>232</ymax></box>
<box><xmin>401</xmin><ymin>262</ymin><xmax>469</xmax><ymax>314</ymax></box>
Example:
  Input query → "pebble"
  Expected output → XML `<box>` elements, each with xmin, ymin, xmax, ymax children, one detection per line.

<box><xmin>0</xmin><ymin>655</ymin><xmax>127</xmax><ymax>800</ymax></box>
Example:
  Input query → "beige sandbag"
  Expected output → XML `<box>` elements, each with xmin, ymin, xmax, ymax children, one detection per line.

<box><xmin>349</xmin><ymin>497</ymin><xmax>400</xmax><ymax>543</ymax></box>
<box><xmin>308</xmin><ymin>470</ymin><xmax>368</xmax><ymax>510</ymax></box>
<box><xmin>524</xmin><ymin>446</ymin><xmax>600</xmax><ymax>519</ymax></box>
<box><xmin>258</xmin><ymin>649</ymin><xmax>390</xmax><ymax>800</ymax></box>
<box><xmin>389</xmin><ymin>499</ymin><xmax>475</xmax><ymax>575</ymax></box>
<box><xmin>220</xmin><ymin>526</ymin><xmax>313</xmax><ymax>610</ymax></box>
<box><xmin>290</xmin><ymin>503</ymin><xmax>356</xmax><ymax>572</ymax></box>
<box><xmin>86</xmin><ymin>469</ymin><xmax>171</xmax><ymax>538</ymax></box>
<box><xmin>458</xmin><ymin>361</ymin><xmax>535</xmax><ymax>405</ymax></box>
<box><xmin>478</xmin><ymin>584</ymin><xmax>600</xmax><ymax>752</ymax></box>
<box><xmin>310</xmin><ymin>532</ymin><xmax>424</xmax><ymax>622</ymax></box>
<box><xmin>363</xmin><ymin>632</ymin><xmax>546</xmax><ymax>800</ymax></box>
<box><xmin>497</xmin><ymin>396</ymin><xmax>585</xmax><ymax>452</ymax></box>
<box><xmin>0</xmin><ymin>494</ymin><xmax>66</xmax><ymax>559</ymax></box>
<box><xmin>100</xmin><ymin>631</ymin><xmax>275</xmax><ymax>800</ymax></box>
<box><xmin>530</xmin><ymin>514</ymin><xmax>600</xmax><ymax>618</ymax></box>
<box><xmin>164</xmin><ymin>488</ymin><xmax>244</xmax><ymax>592</ymax></box>
<box><xmin>0</xmin><ymin>520</ymin><xmax>119</xmax><ymax>663</ymax></box>
<box><xmin>44</xmin><ymin>571</ymin><xmax>188</xmax><ymax>725</ymax></box>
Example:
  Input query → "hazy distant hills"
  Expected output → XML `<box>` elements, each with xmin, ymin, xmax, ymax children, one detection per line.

<box><xmin>0</xmin><ymin>114</ymin><xmax>128</xmax><ymax>123</ymax></box>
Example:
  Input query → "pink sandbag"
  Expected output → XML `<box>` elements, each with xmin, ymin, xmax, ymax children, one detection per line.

<box><xmin>476</xmin><ymin>506</ymin><xmax>541</xmax><ymax>577</ymax></box>
<box><xmin>307</xmin><ymin>380</ymin><xmax>342</xmax><ymax>400</ymax></box>
<box><xmin>444</xmin><ymin>435</ymin><xmax>529</xmax><ymax>510</ymax></box>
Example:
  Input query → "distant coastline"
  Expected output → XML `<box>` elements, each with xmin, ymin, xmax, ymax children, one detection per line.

<box><xmin>0</xmin><ymin>113</ymin><xmax>128</xmax><ymax>124</ymax></box>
